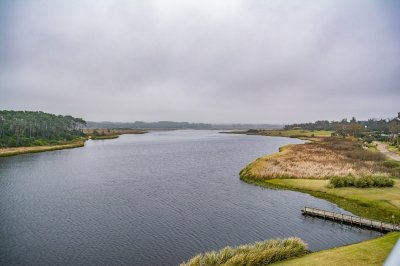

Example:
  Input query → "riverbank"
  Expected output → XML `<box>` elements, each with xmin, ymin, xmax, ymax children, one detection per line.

<box><xmin>272</xmin><ymin>232</ymin><xmax>400</xmax><ymax>266</ymax></box>
<box><xmin>0</xmin><ymin>139</ymin><xmax>85</xmax><ymax>157</ymax></box>
<box><xmin>239</xmin><ymin>135</ymin><xmax>400</xmax><ymax>223</ymax></box>
<box><xmin>236</xmin><ymin>131</ymin><xmax>400</xmax><ymax>264</ymax></box>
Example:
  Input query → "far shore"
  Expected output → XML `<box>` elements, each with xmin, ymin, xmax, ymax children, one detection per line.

<box><xmin>0</xmin><ymin>129</ymin><xmax>149</xmax><ymax>157</ymax></box>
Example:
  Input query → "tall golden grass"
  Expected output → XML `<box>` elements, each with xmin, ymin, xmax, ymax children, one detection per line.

<box><xmin>180</xmin><ymin>237</ymin><xmax>308</xmax><ymax>266</ymax></box>
<box><xmin>0</xmin><ymin>140</ymin><xmax>85</xmax><ymax>157</ymax></box>
<box><xmin>240</xmin><ymin>137</ymin><xmax>394</xmax><ymax>179</ymax></box>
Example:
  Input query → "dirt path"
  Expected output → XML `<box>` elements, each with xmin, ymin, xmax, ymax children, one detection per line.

<box><xmin>375</xmin><ymin>141</ymin><xmax>400</xmax><ymax>161</ymax></box>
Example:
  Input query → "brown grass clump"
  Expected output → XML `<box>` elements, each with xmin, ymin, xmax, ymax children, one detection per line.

<box><xmin>240</xmin><ymin>137</ymin><xmax>394</xmax><ymax>179</ymax></box>
<box><xmin>180</xmin><ymin>237</ymin><xmax>308</xmax><ymax>266</ymax></box>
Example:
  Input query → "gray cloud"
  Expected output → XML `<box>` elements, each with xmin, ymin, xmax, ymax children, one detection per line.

<box><xmin>0</xmin><ymin>0</ymin><xmax>399</xmax><ymax>123</ymax></box>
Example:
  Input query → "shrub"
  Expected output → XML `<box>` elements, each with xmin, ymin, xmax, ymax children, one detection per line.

<box><xmin>330</xmin><ymin>175</ymin><xmax>394</xmax><ymax>188</ymax></box>
<box><xmin>180</xmin><ymin>237</ymin><xmax>308</xmax><ymax>266</ymax></box>
<box><xmin>330</xmin><ymin>176</ymin><xmax>355</xmax><ymax>188</ymax></box>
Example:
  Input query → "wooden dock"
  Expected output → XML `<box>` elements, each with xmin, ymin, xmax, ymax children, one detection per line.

<box><xmin>301</xmin><ymin>207</ymin><xmax>400</xmax><ymax>232</ymax></box>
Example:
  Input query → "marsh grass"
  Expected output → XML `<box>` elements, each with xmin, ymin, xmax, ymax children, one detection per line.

<box><xmin>0</xmin><ymin>139</ymin><xmax>85</xmax><ymax>157</ymax></box>
<box><xmin>180</xmin><ymin>238</ymin><xmax>308</xmax><ymax>266</ymax></box>
<box><xmin>240</xmin><ymin>137</ymin><xmax>396</xmax><ymax>180</ymax></box>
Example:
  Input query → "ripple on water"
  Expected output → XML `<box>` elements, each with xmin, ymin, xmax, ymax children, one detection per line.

<box><xmin>0</xmin><ymin>131</ymin><xmax>381</xmax><ymax>265</ymax></box>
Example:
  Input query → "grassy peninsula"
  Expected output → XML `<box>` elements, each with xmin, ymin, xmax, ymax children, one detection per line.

<box><xmin>240</xmin><ymin>132</ymin><xmax>400</xmax><ymax>223</ymax></box>
<box><xmin>234</xmin><ymin>127</ymin><xmax>400</xmax><ymax>265</ymax></box>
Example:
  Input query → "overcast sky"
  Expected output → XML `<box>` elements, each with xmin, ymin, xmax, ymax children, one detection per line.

<box><xmin>0</xmin><ymin>0</ymin><xmax>399</xmax><ymax>124</ymax></box>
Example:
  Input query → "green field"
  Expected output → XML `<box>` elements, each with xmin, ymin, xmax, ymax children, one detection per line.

<box><xmin>272</xmin><ymin>232</ymin><xmax>400</xmax><ymax>266</ymax></box>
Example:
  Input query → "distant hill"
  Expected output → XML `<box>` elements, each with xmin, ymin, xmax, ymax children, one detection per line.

<box><xmin>87</xmin><ymin>121</ymin><xmax>282</xmax><ymax>130</ymax></box>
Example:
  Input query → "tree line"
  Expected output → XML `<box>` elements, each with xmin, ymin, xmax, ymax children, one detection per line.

<box><xmin>284</xmin><ymin>113</ymin><xmax>400</xmax><ymax>146</ymax></box>
<box><xmin>0</xmin><ymin>111</ymin><xmax>87</xmax><ymax>147</ymax></box>
<box><xmin>285</xmin><ymin>113</ymin><xmax>400</xmax><ymax>135</ymax></box>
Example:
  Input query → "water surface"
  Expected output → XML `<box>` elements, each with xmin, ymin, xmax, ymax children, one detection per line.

<box><xmin>0</xmin><ymin>130</ymin><xmax>380</xmax><ymax>265</ymax></box>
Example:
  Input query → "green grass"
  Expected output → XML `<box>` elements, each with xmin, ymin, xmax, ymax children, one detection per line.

<box><xmin>180</xmin><ymin>237</ymin><xmax>308</xmax><ymax>266</ymax></box>
<box><xmin>388</xmin><ymin>145</ymin><xmax>400</xmax><ymax>156</ymax></box>
<box><xmin>272</xmin><ymin>232</ymin><xmax>400</xmax><ymax>266</ymax></box>
<box><xmin>0</xmin><ymin>139</ymin><xmax>85</xmax><ymax>157</ymax></box>
<box><xmin>240</xmin><ymin>176</ymin><xmax>400</xmax><ymax>223</ymax></box>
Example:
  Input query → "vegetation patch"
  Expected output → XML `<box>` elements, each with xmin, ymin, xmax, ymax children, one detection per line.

<box><xmin>329</xmin><ymin>175</ymin><xmax>394</xmax><ymax>188</ymax></box>
<box><xmin>245</xmin><ymin>129</ymin><xmax>332</xmax><ymax>139</ymax></box>
<box><xmin>240</xmin><ymin>137</ymin><xmax>395</xmax><ymax>180</ymax></box>
<box><xmin>0</xmin><ymin>110</ymin><xmax>86</xmax><ymax>147</ymax></box>
<box><xmin>84</xmin><ymin>128</ymin><xmax>147</xmax><ymax>140</ymax></box>
<box><xmin>240</xmin><ymin>176</ymin><xmax>400</xmax><ymax>223</ymax></box>
<box><xmin>272</xmin><ymin>232</ymin><xmax>400</xmax><ymax>266</ymax></box>
<box><xmin>180</xmin><ymin>237</ymin><xmax>308</xmax><ymax>266</ymax></box>
<box><xmin>0</xmin><ymin>139</ymin><xmax>85</xmax><ymax>157</ymax></box>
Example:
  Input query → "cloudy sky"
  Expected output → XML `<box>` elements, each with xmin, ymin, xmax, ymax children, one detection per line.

<box><xmin>0</xmin><ymin>0</ymin><xmax>399</xmax><ymax>123</ymax></box>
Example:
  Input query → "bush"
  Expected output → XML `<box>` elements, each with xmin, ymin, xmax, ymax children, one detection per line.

<box><xmin>330</xmin><ymin>175</ymin><xmax>394</xmax><ymax>188</ymax></box>
<box><xmin>330</xmin><ymin>175</ymin><xmax>355</xmax><ymax>187</ymax></box>
<box><xmin>180</xmin><ymin>237</ymin><xmax>308</xmax><ymax>266</ymax></box>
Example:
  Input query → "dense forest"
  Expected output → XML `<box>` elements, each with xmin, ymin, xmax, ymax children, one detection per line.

<box><xmin>0</xmin><ymin>111</ymin><xmax>86</xmax><ymax>147</ymax></box>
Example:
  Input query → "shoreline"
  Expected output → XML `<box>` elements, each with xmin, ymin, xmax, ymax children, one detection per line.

<box><xmin>0</xmin><ymin>130</ymin><xmax>149</xmax><ymax>157</ymax></box>
<box><xmin>238</xmin><ymin>134</ymin><xmax>400</xmax><ymax>223</ymax></box>
<box><xmin>237</xmin><ymin>132</ymin><xmax>399</xmax><ymax>264</ymax></box>
<box><xmin>0</xmin><ymin>139</ymin><xmax>86</xmax><ymax>157</ymax></box>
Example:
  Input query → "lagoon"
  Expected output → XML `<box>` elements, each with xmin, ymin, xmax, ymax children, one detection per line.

<box><xmin>0</xmin><ymin>130</ymin><xmax>380</xmax><ymax>265</ymax></box>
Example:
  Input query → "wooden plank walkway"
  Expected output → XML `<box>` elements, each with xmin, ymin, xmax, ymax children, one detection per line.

<box><xmin>302</xmin><ymin>207</ymin><xmax>400</xmax><ymax>232</ymax></box>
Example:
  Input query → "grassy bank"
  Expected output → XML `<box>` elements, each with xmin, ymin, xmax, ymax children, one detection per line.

<box><xmin>180</xmin><ymin>237</ymin><xmax>308</xmax><ymax>266</ymax></box>
<box><xmin>240</xmin><ymin>175</ymin><xmax>400</xmax><ymax>223</ymax></box>
<box><xmin>272</xmin><ymin>232</ymin><xmax>400</xmax><ymax>266</ymax></box>
<box><xmin>239</xmin><ymin>134</ymin><xmax>400</xmax><ymax>223</ymax></box>
<box><xmin>0</xmin><ymin>139</ymin><xmax>85</xmax><ymax>157</ymax></box>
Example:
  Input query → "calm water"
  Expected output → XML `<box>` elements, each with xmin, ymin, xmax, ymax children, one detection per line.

<box><xmin>0</xmin><ymin>130</ymin><xmax>380</xmax><ymax>265</ymax></box>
